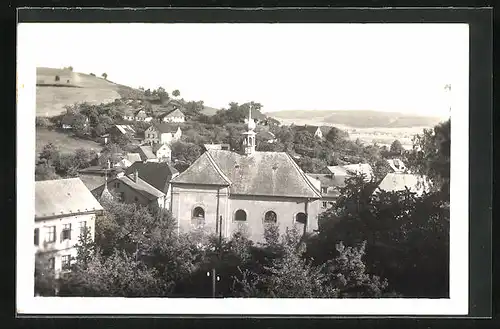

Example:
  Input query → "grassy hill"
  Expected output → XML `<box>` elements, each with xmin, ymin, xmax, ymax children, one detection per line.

<box><xmin>36</xmin><ymin>67</ymin><xmax>143</xmax><ymax>117</ymax></box>
<box><xmin>268</xmin><ymin>110</ymin><xmax>444</xmax><ymax>129</ymax></box>
<box><xmin>200</xmin><ymin>105</ymin><xmax>220</xmax><ymax>116</ymax></box>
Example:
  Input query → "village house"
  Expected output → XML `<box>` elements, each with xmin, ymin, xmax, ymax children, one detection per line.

<box><xmin>135</xmin><ymin>109</ymin><xmax>153</xmax><ymax>122</ymax></box>
<box><xmin>386</xmin><ymin>158</ymin><xmax>407</xmax><ymax>173</ymax></box>
<box><xmin>327</xmin><ymin>163</ymin><xmax>374</xmax><ymax>182</ymax></box>
<box><xmin>92</xmin><ymin>171</ymin><xmax>167</xmax><ymax>210</ymax></box>
<box><xmin>122</xmin><ymin>107</ymin><xmax>136</xmax><ymax>121</ymax></box>
<box><xmin>258</xmin><ymin>131</ymin><xmax>277</xmax><ymax>144</ymax></box>
<box><xmin>160</xmin><ymin>108</ymin><xmax>186</xmax><ymax>123</ymax></box>
<box><xmin>152</xmin><ymin>143</ymin><xmax>172</xmax><ymax>162</ymax></box>
<box><xmin>114</xmin><ymin>153</ymin><xmax>142</xmax><ymax>169</ymax></box>
<box><xmin>133</xmin><ymin>145</ymin><xmax>158</xmax><ymax>162</ymax></box>
<box><xmin>35</xmin><ymin>178</ymin><xmax>104</xmax><ymax>277</ymax></box>
<box><xmin>294</xmin><ymin>125</ymin><xmax>324</xmax><ymax>139</ymax></box>
<box><xmin>306</xmin><ymin>173</ymin><xmax>345</xmax><ymax>209</ymax></box>
<box><xmin>374</xmin><ymin>173</ymin><xmax>430</xmax><ymax>197</ymax></box>
<box><xmin>203</xmin><ymin>143</ymin><xmax>231</xmax><ymax>151</ymax></box>
<box><xmin>170</xmin><ymin>108</ymin><xmax>322</xmax><ymax>242</ymax></box>
<box><xmin>143</xmin><ymin>123</ymin><xmax>182</xmax><ymax>145</ymax></box>
<box><xmin>125</xmin><ymin>162</ymin><xmax>179</xmax><ymax>209</ymax></box>
<box><xmin>60</xmin><ymin>113</ymin><xmax>89</xmax><ymax>130</ymax></box>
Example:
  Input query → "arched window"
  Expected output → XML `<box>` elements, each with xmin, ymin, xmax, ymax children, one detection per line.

<box><xmin>264</xmin><ymin>211</ymin><xmax>277</xmax><ymax>223</ymax></box>
<box><xmin>234</xmin><ymin>209</ymin><xmax>247</xmax><ymax>221</ymax></box>
<box><xmin>295</xmin><ymin>212</ymin><xmax>307</xmax><ymax>225</ymax></box>
<box><xmin>192</xmin><ymin>206</ymin><xmax>205</xmax><ymax>226</ymax></box>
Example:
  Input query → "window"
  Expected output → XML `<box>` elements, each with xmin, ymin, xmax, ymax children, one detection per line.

<box><xmin>61</xmin><ymin>255</ymin><xmax>71</xmax><ymax>271</ymax></box>
<box><xmin>114</xmin><ymin>182</ymin><xmax>120</xmax><ymax>188</ymax></box>
<box><xmin>62</xmin><ymin>223</ymin><xmax>72</xmax><ymax>241</ymax></box>
<box><xmin>264</xmin><ymin>211</ymin><xmax>277</xmax><ymax>223</ymax></box>
<box><xmin>322</xmin><ymin>201</ymin><xmax>328</xmax><ymax>208</ymax></box>
<box><xmin>295</xmin><ymin>212</ymin><xmax>307</xmax><ymax>225</ymax></box>
<box><xmin>34</xmin><ymin>228</ymin><xmax>39</xmax><ymax>246</ymax></box>
<box><xmin>234</xmin><ymin>209</ymin><xmax>247</xmax><ymax>222</ymax></box>
<box><xmin>119</xmin><ymin>192</ymin><xmax>125</xmax><ymax>201</ymax></box>
<box><xmin>79</xmin><ymin>221</ymin><xmax>87</xmax><ymax>236</ymax></box>
<box><xmin>321</xmin><ymin>187</ymin><xmax>328</xmax><ymax>194</ymax></box>
<box><xmin>48</xmin><ymin>257</ymin><xmax>55</xmax><ymax>271</ymax></box>
<box><xmin>45</xmin><ymin>226</ymin><xmax>56</xmax><ymax>243</ymax></box>
<box><xmin>192</xmin><ymin>207</ymin><xmax>205</xmax><ymax>226</ymax></box>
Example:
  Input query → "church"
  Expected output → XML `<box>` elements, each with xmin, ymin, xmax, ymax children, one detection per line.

<box><xmin>170</xmin><ymin>107</ymin><xmax>322</xmax><ymax>242</ymax></box>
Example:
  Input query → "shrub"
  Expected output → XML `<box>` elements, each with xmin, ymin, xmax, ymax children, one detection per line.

<box><xmin>55</xmin><ymin>75</ymin><xmax>60</xmax><ymax>82</ymax></box>
<box><xmin>35</xmin><ymin>117</ymin><xmax>51</xmax><ymax>128</ymax></box>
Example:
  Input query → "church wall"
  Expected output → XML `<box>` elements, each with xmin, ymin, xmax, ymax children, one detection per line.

<box><xmin>227</xmin><ymin>195</ymin><xmax>321</xmax><ymax>242</ymax></box>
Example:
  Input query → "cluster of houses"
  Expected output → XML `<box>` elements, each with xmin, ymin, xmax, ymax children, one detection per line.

<box><xmin>35</xmin><ymin>107</ymin><xmax>428</xmax><ymax>280</ymax></box>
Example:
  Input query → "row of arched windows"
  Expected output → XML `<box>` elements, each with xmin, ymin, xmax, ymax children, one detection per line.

<box><xmin>191</xmin><ymin>207</ymin><xmax>307</xmax><ymax>225</ymax></box>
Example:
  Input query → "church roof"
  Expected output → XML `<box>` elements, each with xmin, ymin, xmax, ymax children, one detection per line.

<box><xmin>125</xmin><ymin>162</ymin><xmax>179</xmax><ymax>193</ymax></box>
<box><xmin>171</xmin><ymin>150</ymin><xmax>322</xmax><ymax>198</ymax></box>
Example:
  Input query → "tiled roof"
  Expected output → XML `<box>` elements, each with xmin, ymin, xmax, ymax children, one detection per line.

<box><xmin>203</xmin><ymin>143</ymin><xmax>230</xmax><ymax>151</ymax></box>
<box><xmin>115</xmin><ymin>125</ymin><xmax>136</xmax><ymax>135</ymax></box>
<box><xmin>79</xmin><ymin>174</ymin><xmax>107</xmax><ymax>191</ymax></box>
<box><xmin>306</xmin><ymin>173</ymin><xmax>345</xmax><ymax>197</ymax></box>
<box><xmin>126</xmin><ymin>153</ymin><xmax>142</xmax><ymax>163</ymax></box>
<box><xmin>151</xmin><ymin>123</ymin><xmax>181</xmax><ymax>134</ymax></box>
<box><xmin>376</xmin><ymin>173</ymin><xmax>429</xmax><ymax>195</ymax></box>
<box><xmin>134</xmin><ymin>146</ymin><xmax>157</xmax><ymax>160</ymax></box>
<box><xmin>93</xmin><ymin>175</ymin><xmax>165</xmax><ymax>201</ymax></box>
<box><xmin>172</xmin><ymin>150</ymin><xmax>322</xmax><ymax>198</ymax></box>
<box><xmin>125</xmin><ymin>162</ymin><xmax>179</xmax><ymax>193</ymax></box>
<box><xmin>35</xmin><ymin>178</ymin><xmax>103</xmax><ymax>219</ymax></box>
<box><xmin>327</xmin><ymin>163</ymin><xmax>373</xmax><ymax>181</ymax></box>
<box><xmin>387</xmin><ymin>159</ymin><xmax>407</xmax><ymax>173</ymax></box>
<box><xmin>161</xmin><ymin>108</ymin><xmax>185</xmax><ymax>119</ymax></box>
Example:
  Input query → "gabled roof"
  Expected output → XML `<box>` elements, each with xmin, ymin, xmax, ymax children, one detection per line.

<box><xmin>295</xmin><ymin>125</ymin><xmax>321</xmax><ymax>134</ymax></box>
<box><xmin>115</xmin><ymin>125</ymin><xmax>136</xmax><ymax>135</ymax></box>
<box><xmin>203</xmin><ymin>143</ymin><xmax>230</xmax><ymax>151</ymax></box>
<box><xmin>259</xmin><ymin>131</ymin><xmax>276</xmax><ymax>140</ymax></box>
<box><xmin>135</xmin><ymin>109</ymin><xmax>149</xmax><ymax>118</ymax></box>
<box><xmin>171</xmin><ymin>152</ymin><xmax>232</xmax><ymax>186</ymax></box>
<box><xmin>376</xmin><ymin>173</ymin><xmax>429</xmax><ymax>196</ymax></box>
<box><xmin>306</xmin><ymin>173</ymin><xmax>345</xmax><ymax>197</ymax></box>
<box><xmin>149</xmin><ymin>123</ymin><xmax>181</xmax><ymax>134</ymax></box>
<box><xmin>387</xmin><ymin>158</ymin><xmax>407</xmax><ymax>173</ymax></box>
<box><xmin>134</xmin><ymin>146</ymin><xmax>157</xmax><ymax>160</ymax></box>
<box><xmin>327</xmin><ymin>163</ymin><xmax>374</xmax><ymax>181</ymax></box>
<box><xmin>172</xmin><ymin>150</ymin><xmax>322</xmax><ymax>198</ymax></box>
<box><xmin>125</xmin><ymin>162</ymin><xmax>179</xmax><ymax>193</ymax></box>
<box><xmin>35</xmin><ymin>178</ymin><xmax>103</xmax><ymax>219</ymax></box>
<box><xmin>161</xmin><ymin>108</ymin><xmax>185</xmax><ymax>119</ymax></box>
<box><xmin>152</xmin><ymin>143</ymin><xmax>171</xmax><ymax>153</ymax></box>
<box><xmin>126</xmin><ymin>153</ymin><xmax>142</xmax><ymax>163</ymax></box>
<box><xmin>93</xmin><ymin>174</ymin><xmax>165</xmax><ymax>201</ymax></box>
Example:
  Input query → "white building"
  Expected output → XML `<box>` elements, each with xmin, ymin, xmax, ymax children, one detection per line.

<box><xmin>160</xmin><ymin>108</ymin><xmax>186</xmax><ymax>123</ymax></box>
<box><xmin>143</xmin><ymin>123</ymin><xmax>182</xmax><ymax>145</ymax></box>
<box><xmin>35</xmin><ymin>178</ymin><xmax>104</xmax><ymax>277</ymax></box>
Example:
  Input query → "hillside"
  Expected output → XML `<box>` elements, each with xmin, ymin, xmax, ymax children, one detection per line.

<box><xmin>36</xmin><ymin>67</ymin><xmax>143</xmax><ymax>117</ymax></box>
<box><xmin>268</xmin><ymin>110</ymin><xmax>444</xmax><ymax>129</ymax></box>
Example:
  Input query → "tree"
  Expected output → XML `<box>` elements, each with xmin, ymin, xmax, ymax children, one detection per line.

<box><xmin>35</xmin><ymin>163</ymin><xmax>60</xmax><ymax>181</ymax></box>
<box><xmin>390</xmin><ymin>139</ymin><xmax>404</xmax><ymax>155</ymax></box>
<box><xmin>372</xmin><ymin>158</ymin><xmax>392</xmax><ymax>182</ymax></box>
<box><xmin>101</xmin><ymin>73</ymin><xmax>108</xmax><ymax>80</ymax></box>
<box><xmin>35</xmin><ymin>116</ymin><xmax>51</xmax><ymax>128</ymax></box>
<box><xmin>172</xmin><ymin>89</ymin><xmax>180</xmax><ymax>98</ymax></box>
<box><xmin>89</xmin><ymin>73</ymin><xmax>96</xmax><ymax>76</ymax></box>
<box><xmin>144</xmin><ymin>89</ymin><xmax>151</xmax><ymax>97</ymax></box>
<box><xmin>157</xmin><ymin>86</ymin><xmax>169</xmax><ymax>103</ymax></box>
<box><xmin>54</xmin><ymin>75</ymin><xmax>60</xmax><ymax>82</ymax></box>
<box><xmin>326</xmin><ymin>126</ymin><xmax>349</xmax><ymax>146</ymax></box>
<box><xmin>39</xmin><ymin>143</ymin><xmax>60</xmax><ymax>166</ymax></box>
<box><xmin>171</xmin><ymin>141</ymin><xmax>201</xmax><ymax>167</ymax></box>
<box><xmin>34</xmin><ymin>252</ymin><xmax>57</xmax><ymax>296</ymax></box>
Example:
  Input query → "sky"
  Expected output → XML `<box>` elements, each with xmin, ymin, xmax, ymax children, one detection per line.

<box><xmin>20</xmin><ymin>23</ymin><xmax>468</xmax><ymax>118</ymax></box>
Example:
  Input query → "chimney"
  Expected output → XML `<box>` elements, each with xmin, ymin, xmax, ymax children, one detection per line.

<box><xmin>134</xmin><ymin>170</ymin><xmax>139</xmax><ymax>183</ymax></box>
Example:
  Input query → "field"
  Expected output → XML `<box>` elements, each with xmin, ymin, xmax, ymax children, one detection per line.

<box><xmin>36</xmin><ymin>67</ymin><xmax>135</xmax><ymax>117</ymax></box>
<box><xmin>276</xmin><ymin>117</ymin><xmax>431</xmax><ymax>150</ymax></box>
<box><xmin>36</xmin><ymin>128</ymin><xmax>102</xmax><ymax>155</ymax></box>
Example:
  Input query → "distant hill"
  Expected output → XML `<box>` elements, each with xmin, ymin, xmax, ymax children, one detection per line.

<box><xmin>268</xmin><ymin>110</ymin><xmax>444</xmax><ymax>128</ymax></box>
<box><xmin>200</xmin><ymin>105</ymin><xmax>220</xmax><ymax>116</ymax></box>
<box><xmin>36</xmin><ymin>67</ymin><xmax>143</xmax><ymax>117</ymax></box>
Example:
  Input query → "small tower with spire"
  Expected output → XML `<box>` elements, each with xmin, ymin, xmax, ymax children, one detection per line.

<box><xmin>100</xmin><ymin>159</ymin><xmax>113</xmax><ymax>201</ymax></box>
<box><xmin>242</xmin><ymin>104</ymin><xmax>257</xmax><ymax>156</ymax></box>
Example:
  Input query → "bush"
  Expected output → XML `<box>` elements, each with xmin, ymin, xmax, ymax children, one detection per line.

<box><xmin>35</xmin><ymin>117</ymin><xmax>51</xmax><ymax>128</ymax></box>
<box><xmin>55</xmin><ymin>75</ymin><xmax>60</xmax><ymax>81</ymax></box>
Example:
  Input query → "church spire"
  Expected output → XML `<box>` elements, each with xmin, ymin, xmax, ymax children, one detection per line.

<box><xmin>242</xmin><ymin>104</ymin><xmax>256</xmax><ymax>155</ymax></box>
<box><xmin>100</xmin><ymin>159</ymin><xmax>113</xmax><ymax>201</ymax></box>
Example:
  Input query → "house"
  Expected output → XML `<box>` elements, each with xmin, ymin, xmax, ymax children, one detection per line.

<box><xmin>125</xmin><ymin>162</ymin><xmax>179</xmax><ymax>209</ymax></box>
<box><xmin>110</xmin><ymin>124</ymin><xmax>136</xmax><ymax>139</ymax></box>
<box><xmin>203</xmin><ymin>143</ymin><xmax>231</xmax><ymax>151</ymax></box>
<box><xmin>375</xmin><ymin>173</ymin><xmax>430</xmax><ymax>197</ymax></box>
<box><xmin>143</xmin><ymin>123</ymin><xmax>182</xmax><ymax>145</ymax></box>
<box><xmin>135</xmin><ymin>109</ymin><xmax>153</xmax><ymax>122</ymax></box>
<box><xmin>122</xmin><ymin>107</ymin><xmax>136</xmax><ymax>121</ymax></box>
<box><xmin>92</xmin><ymin>171</ymin><xmax>167</xmax><ymax>210</ymax></box>
<box><xmin>294</xmin><ymin>125</ymin><xmax>323</xmax><ymax>139</ymax></box>
<box><xmin>327</xmin><ymin>163</ymin><xmax>374</xmax><ymax>182</ymax></box>
<box><xmin>35</xmin><ymin>178</ymin><xmax>104</xmax><ymax>277</ymax></box>
<box><xmin>114</xmin><ymin>153</ymin><xmax>143</xmax><ymax>169</ymax></box>
<box><xmin>170</xmin><ymin>108</ymin><xmax>322</xmax><ymax>242</ymax></box>
<box><xmin>386</xmin><ymin>158</ymin><xmax>407</xmax><ymax>173</ymax></box>
<box><xmin>60</xmin><ymin>113</ymin><xmax>89</xmax><ymax>130</ymax></box>
<box><xmin>152</xmin><ymin>143</ymin><xmax>172</xmax><ymax>162</ymax></box>
<box><xmin>259</xmin><ymin>131</ymin><xmax>277</xmax><ymax>144</ymax></box>
<box><xmin>133</xmin><ymin>145</ymin><xmax>158</xmax><ymax>162</ymax></box>
<box><xmin>160</xmin><ymin>108</ymin><xmax>186</xmax><ymax>123</ymax></box>
<box><xmin>306</xmin><ymin>173</ymin><xmax>345</xmax><ymax>209</ymax></box>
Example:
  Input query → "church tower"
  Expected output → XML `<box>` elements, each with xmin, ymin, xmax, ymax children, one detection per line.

<box><xmin>242</xmin><ymin>105</ymin><xmax>256</xmax><ymax>155</ymax></box>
